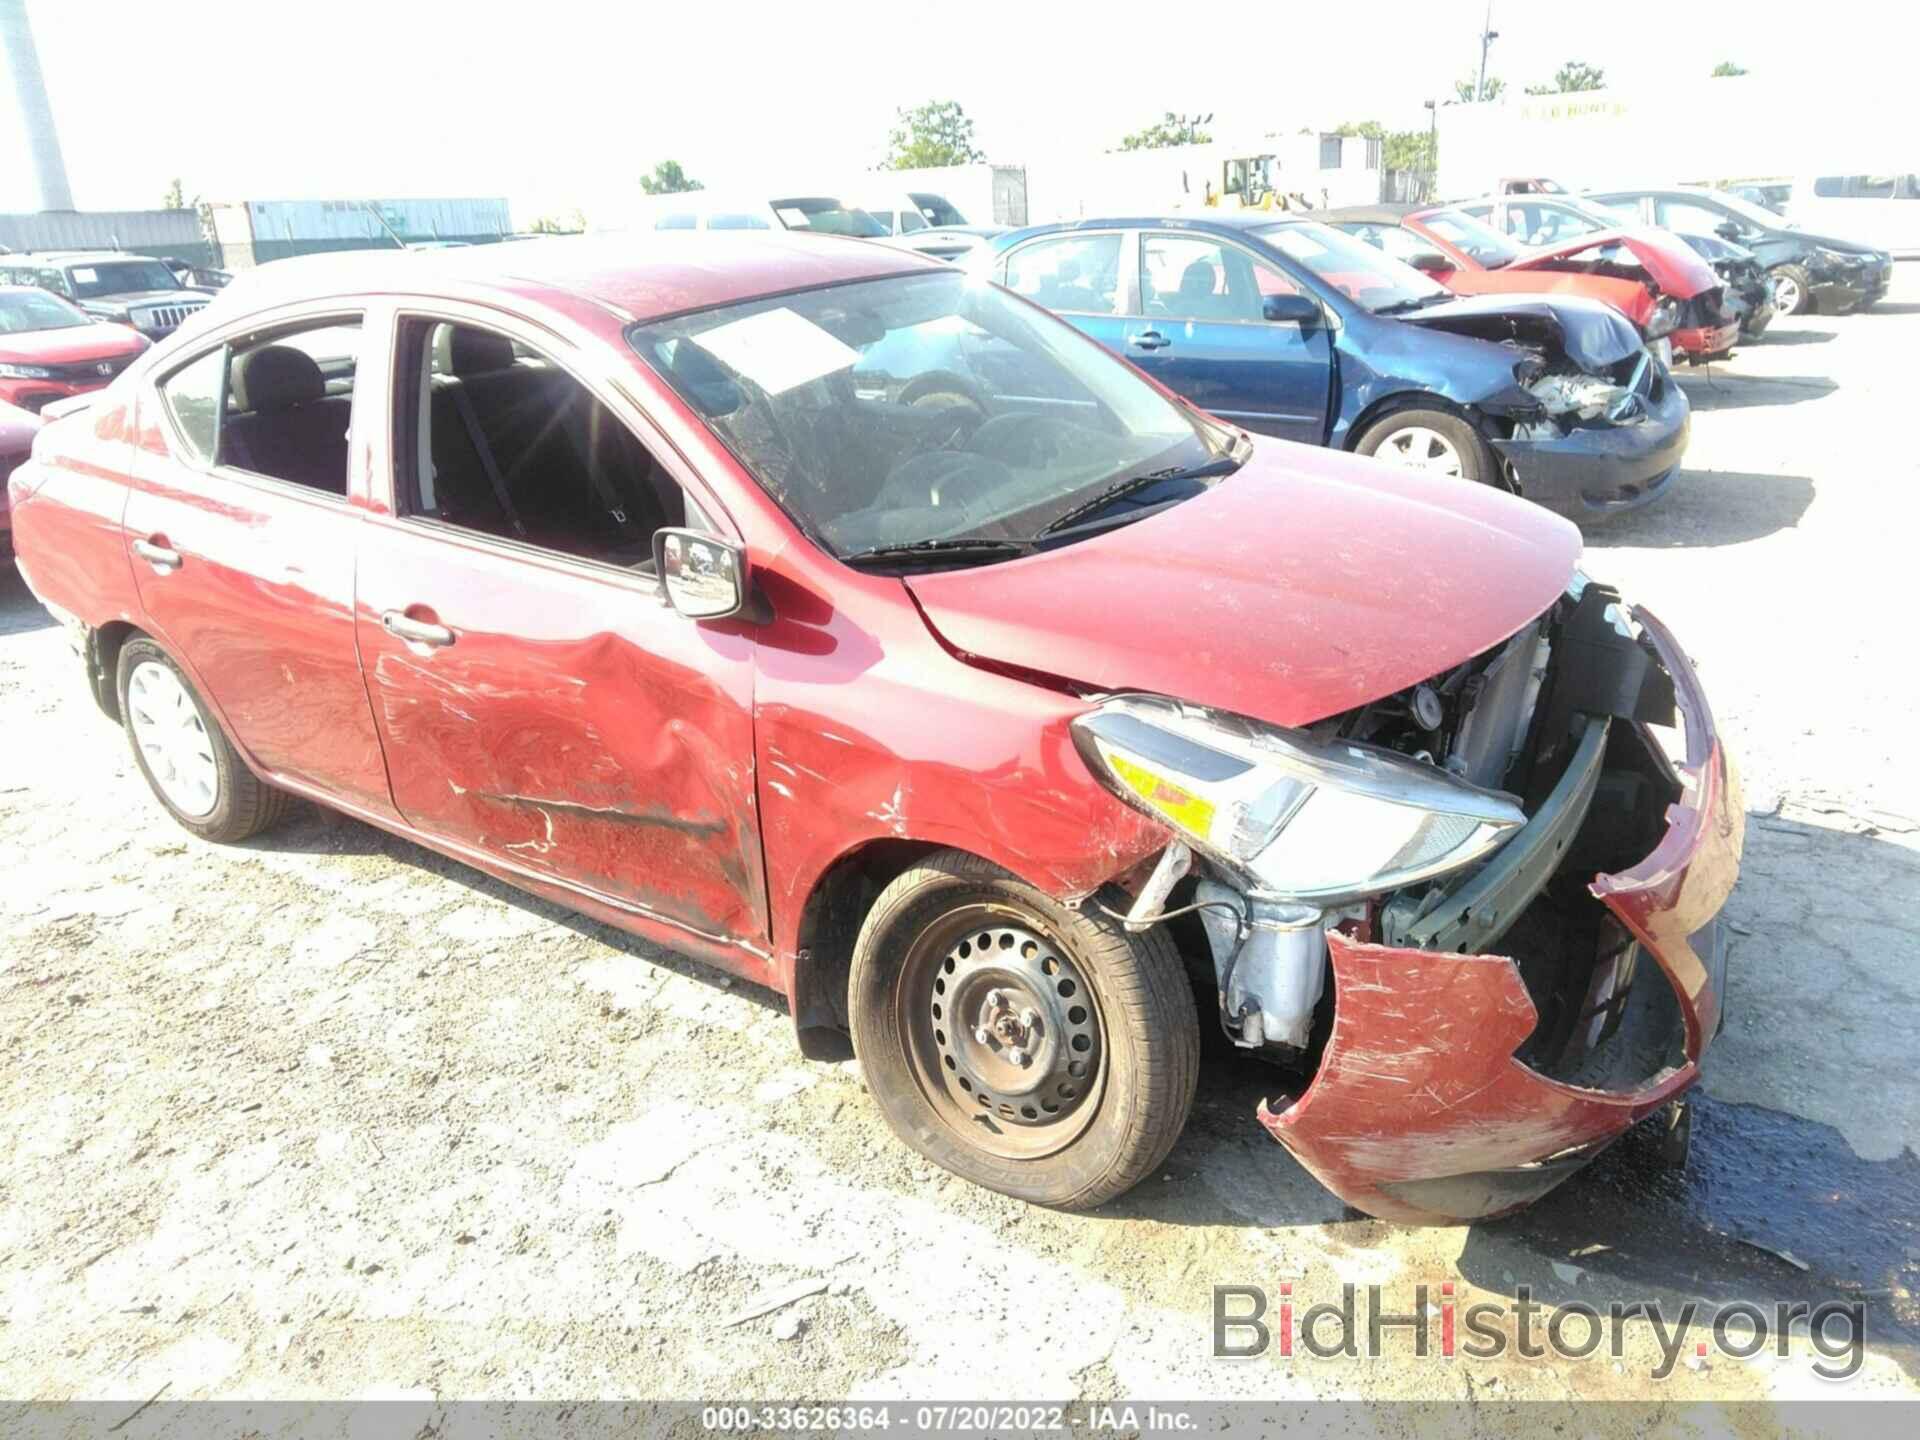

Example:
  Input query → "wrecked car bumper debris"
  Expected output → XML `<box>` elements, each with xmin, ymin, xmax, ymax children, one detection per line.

<box><xmin>1494</xmin><ymin>361</ymin><xmax>1691</xmax><ymax>519</ymax></box>
<box><xmin>1257</xmin><ymin>608</ymin><xmax>1742</xmax><ymax>1223</ymax></box>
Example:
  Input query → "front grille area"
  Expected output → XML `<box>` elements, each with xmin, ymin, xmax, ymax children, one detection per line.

<box><xmin>40</xmin><ymin>356</ymin><xmax>131</xmax><ymax>383</ymax></box>
<box><xmin>132</xmin><ymin>303</ymin><xmax>206</xmax><ymax>333</ymax></box>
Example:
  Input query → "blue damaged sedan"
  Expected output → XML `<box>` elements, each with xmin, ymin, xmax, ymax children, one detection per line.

<box><xmin>942</xmin><ymin>216</ymin><xmax>1690</xmax><ymax>520</ymax></box>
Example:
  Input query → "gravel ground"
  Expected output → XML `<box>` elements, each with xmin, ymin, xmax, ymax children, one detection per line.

<box><xmin>2</xmin><ymin>269</ymin><xmax>1917</xmax><ymax>1413</ymax></box>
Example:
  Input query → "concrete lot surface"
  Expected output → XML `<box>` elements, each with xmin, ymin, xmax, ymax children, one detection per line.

<box><xmin>2</xmin><ymin>269</ymin><xmax>1916</xmax><ymax>1411</ymax></box>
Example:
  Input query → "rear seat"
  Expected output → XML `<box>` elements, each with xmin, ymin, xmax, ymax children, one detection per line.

<box><xmin>221</xmin><ymin>345</ymin><xmax>351</xmax><ymax>492</ymax></box>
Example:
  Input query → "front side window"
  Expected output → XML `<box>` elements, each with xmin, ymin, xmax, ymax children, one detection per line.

<box><xmin>1140</xmin><ymin>234</ymin><xmax>1274</xmax><ymax>321</ymax></box>
<box><xmin>654</xmin><ymin>213</ymin><xmax>698</xmax><ymax>231</ymax></box>
<box><xmin>1253</xmin><ymin>221</ymin><xmax>1452</xmax><ymax>314</ymax></box>
<box><xmin>1657</xmin><ymin>198</ymin><xmax>1736</xmax><ymax>235</ymax></box>
<box><xmin>1002</xmin><ymin>233</ymin><xmax>1122</xmax><ymax>315</ymax></box>
<box><xmin>397</xmin><ymin>320</ymin><xmax>693</xmax><ymax>571</ymax></box>
<box><xmin>707</xmin><ymin>212</ymin><xmax>771</xmax><ymax>231</ymax></box>
<box><xmin>630</xmin><ymin>270</ymin><xmax>1226</xmax><ymax>561</ymax></box>
<box><xmin>1510</xmin><ymin>201</ymin><xmax>1607</xmax><ymax>245</ymax></box>
<box><xmin>0</xmin><ymin>288</ymin><xmax>92</xmax><ymax>333</ymax></box>
<box><xmin>64</xmin><ymin>260</ymin><xmax>182</xmax><ymax>298</ymax></box>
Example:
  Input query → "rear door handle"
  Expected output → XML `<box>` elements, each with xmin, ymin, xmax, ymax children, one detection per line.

<box><xmin>381</xmin><ymin>611</ymin><xmax>455</xmax><ymax>647</ymax></box>
<box><xmin>1128</xmin><ymin>330</ymin><xmax>1170</xmax><ymax>351</ymax></box>
<box><xmin>132</xmin><ymin>538</ymin><xmax>181</xmax><ymax>571</ymax></box>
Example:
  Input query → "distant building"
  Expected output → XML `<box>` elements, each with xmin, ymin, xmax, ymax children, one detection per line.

<box><xmin>206</xmin><ymin>198</ymin><xmax>513</xmax><ymax>269</ymax></box>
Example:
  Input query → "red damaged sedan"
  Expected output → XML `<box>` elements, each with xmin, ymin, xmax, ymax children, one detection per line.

<box><xmin>7</xmin><ymin>236</ymin><xmax>1742</xmax><ymax>1222</ymax></box>
<box><xmin>1323</xmin><ymin>204</ymin><xmax>1741</xmax><ymax>366</ymax></box>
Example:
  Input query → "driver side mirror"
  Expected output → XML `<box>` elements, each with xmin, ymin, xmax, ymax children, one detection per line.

<box><xmin>1262</xmin><ymin>293</ymin><xmax>1321</xmax><ymax>325</ymax></box>
<box><xmin>1714</xmin><ymin>221</ymin><xmax>1746</xmax><ymax>242</ymax></box>
<box><xmin>655</xmin><ymin>528</ymin><xmax>747</xmax><ymax>620</ymax></box>
<box><xmin>1407</xmin><ymin>251</ymin><xmax>1452</xmax><ymax>276</ymax></box>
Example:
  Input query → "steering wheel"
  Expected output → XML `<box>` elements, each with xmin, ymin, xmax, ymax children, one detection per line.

<box><xmin>902</xmin><ymin>382</ymin><xmax>990</xmax><ymax>449</ymax></box>
<box><xmin>967</xmin><ymin>412</ymin><xmax>1069</xmax><ymax>468</ymax></box>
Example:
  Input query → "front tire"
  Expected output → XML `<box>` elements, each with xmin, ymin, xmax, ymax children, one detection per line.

<box><xmin>1769</xmin><ymin>263</ymin><xmax>1812</xmax><ymax>316</ymax></box>
<box><xmin>1355</xmin><ymin>407</ymin><xmax>1498</xmax><ymax>487</ymax></box>
<box><xmin>117</xmin><ymin>637</ymin><xmax>294</xmax><ymax>843</ymax></box>
<box><xmin>848</xmin><ymin>851</ymin><xmax>1199</xmax><ymax>1209</ymax></box>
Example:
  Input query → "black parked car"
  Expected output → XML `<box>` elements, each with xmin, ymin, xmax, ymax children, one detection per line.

<box><xmin>1674</xmin><ymin>231</ymin><xmax>1776</xmax><ymax>339</ymax></box>
<box><xmin>1586</xmin><ymin>187</ymin><xmax>1892</xmax><ymax>316</ymax></box>
<box><xmin>0</xmin><ymin>251</ymin><xmax>212</xmax><ymax>339</ymax></box>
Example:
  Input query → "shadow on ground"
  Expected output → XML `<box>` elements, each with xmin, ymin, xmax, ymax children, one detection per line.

<box><xmin>1586</xmin><ymin>470</ymin><xmax>1814</xmax><ymax>549</ymax></box>
<box><xmin>1675</xmin><ymin>373</ymin><xmax>1838</xmax><ymax>412</ymax></box>
<box><xmin>1743</xmin><ymin>328</ymin><xmax>1835</xmax><ymax>346</ymax></box>
<box><xmin>0</xmin><ymin>567</ymin><xmax>54</xmax><ymax>637</ymax></box>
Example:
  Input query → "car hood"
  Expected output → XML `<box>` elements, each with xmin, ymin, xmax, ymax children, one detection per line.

<box><xmin>80</xmin><ymin>290</ymin><xmax>199</xmax><ymax>314</ymax></box>
<box><xmin>1507</xmin><ymin>228</ymin><xmax>1720</xmax><ymax>298</ymax></box>
<box><xmin>1396</xmin><ymin>293</ymin><xmax>1644</xmax><ymax>372</ymax></box>
<box><xmin>1790</xmin><ymin>231</ymin><xmax>1887</xmax><ymax>260</ymax></box>
<box><xmin>904</xmin><ymin>442</ymin><xmax>1582</xmax><ymax>730</ymax></box>
<box><xmin>0</xmin><ymin>323</ymin><xmax>149</xmax><ymax>364</ymax></box>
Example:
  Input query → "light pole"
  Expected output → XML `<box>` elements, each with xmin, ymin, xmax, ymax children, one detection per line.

<box><xmin>1474</xmin><ymin>0</ymin><xmax>1499</xmax><ymax>103</ymax></box>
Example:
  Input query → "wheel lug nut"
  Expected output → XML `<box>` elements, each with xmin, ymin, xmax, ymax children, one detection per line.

<box><xmin>1009</xmin><ymin>1048</ymin><xmax>1029</xmax><ymax>1066</ymax></box>
<box><xmin>985</xmin><ymin>988</ymin><xmax>1003</xmax><ymax>1008</ymax></box>
<box><xmin>973</xmin><ymin>1027</ymin><xmax>992</xmax><ymax>1046</ymax></box>
<box><xmin>1021</xmin><ymin>1008</ymin><xmax>1040</xmax><ymax>1029</ymax></box>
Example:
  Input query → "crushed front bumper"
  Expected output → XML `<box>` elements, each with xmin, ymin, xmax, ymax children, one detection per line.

<box><xmin>1671</xmin><ymin>319</ymin><xmax>1740</xmax><ymax>362</ymax></box>
<box><xmin>1257</xmin><ymin>609</ymin><xmax>1743</xmax><ymax>1224</ymax></box>
<box><xmin>1493</xmin><ymin>369</ymin><xmax>1691</xmax><ymax>521</ymax></box>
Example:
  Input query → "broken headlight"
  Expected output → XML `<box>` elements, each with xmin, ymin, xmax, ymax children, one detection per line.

<box><xmin>1073</xmin><ymin>695</ymin><xmax>1526</xmax><ymax>904</ymax></box>
<box><xmin>1528</xmin><ymin>370</ymin><xmax>1639</xmax><ymax>422</ymax></box>
<box><xmin>1643</xmin><ymin>295</ymin><xmax>1681</xmax><ymax>339</ymax></box>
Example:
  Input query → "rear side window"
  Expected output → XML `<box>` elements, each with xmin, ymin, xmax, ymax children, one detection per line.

<box><xmin>654</xmin><ymin>213</ymin><xmax>698</xmax><ymax>230</ymax></box>
<box><xmin>158</xmin><ymin>347</ymin><xmax>226</xmax><ymax>462</ymax></box>
<box><xmin>1002</xmin><ymin>233</ymin><xmax>1123</xmax><ymax>315</ymax></box>
<box><xmin>707</xmin><ymin>212</ymin><xmax>771</xmax><ymax>231</ymax></box>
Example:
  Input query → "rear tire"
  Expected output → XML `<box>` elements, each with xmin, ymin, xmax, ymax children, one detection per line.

<box><xmin>1769</xmin><ymin>264</ymin><xmax>1812</xmax><ymax>316</ymax></box>
<box><xmin>848</xmin><ymin>850</ymin><xmax>1199</xmax><ymax>1209</ymax></box>
<box><xmin>117</xmin><ymin>637</ymin><xmax>294</xmax><ymax>843</ymax></box>
<box><xmin>1355</xmin><ymin>407</ymin><xmax>1499</xmax><ymax>488</ymax></box>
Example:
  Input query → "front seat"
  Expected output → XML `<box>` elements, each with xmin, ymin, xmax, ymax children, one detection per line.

<box><xmin>1177</xmin><ymin>260</ymin><xmax>1224</xmax><ymax>318</ymax></box>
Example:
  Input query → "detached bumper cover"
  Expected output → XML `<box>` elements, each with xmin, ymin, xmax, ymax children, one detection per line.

<box><xmin>1671</xmin><ymin>319</ymin><xmax>1740</xmax><ymax>360</ymax></box>
<box><xmin>1493</xmin><ymin>372</ymin><xmax>1691</xmax><ymax>520</ymax></box>
<box><xmin>1258</xmin><ymin>609</ymin><xmax>1743</xmax><ymax>1224</ymax></box>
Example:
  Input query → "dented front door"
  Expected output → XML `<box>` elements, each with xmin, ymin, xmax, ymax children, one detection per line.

<box><xmin>354</xmin><ymin>517</ymin><xmax>767</xmax><ymax>950</ymax></box>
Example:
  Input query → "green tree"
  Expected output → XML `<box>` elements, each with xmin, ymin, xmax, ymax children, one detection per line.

<box><xmin>640</xmin><ymin>160</ymin><xmax>704</xmax><ymax>195</ymax></box>
<box><xmin>1711</xmin><ymin>61</ymin><xmax>1748</xmax><ymax>77</ymax></box>
<box><xmin>1335</xmin><ymin>121</ymin><xmax>1433</xmax><ymax>176</ymax></box>
<box><xmin>162</xmin><ymin>177</ymin><xmax>186</xmax><ymax>209</ymax></box>
<box><xmin>1454</xmin><ymin>74</ymin><xmax>1504</xmax><ymax>102</ymax></box>
<box><xmin>1116</xmin><ymin>112</ymin><xmax>1214</xmax><ymax>151</ymax></box>
<box><xmin>1526</xmin><ymin>60</ymin><xmax>1606</xmax><ymax>94</ymax></box>
<box><xmin>528</xmin><ymin>209</ymin><xmax>586</xmax><ymax>234</ymax></box>
<box><xmin>885</xmin><ymin>100</ymin><xmax>985</xmax><ymax>169</ymax></box>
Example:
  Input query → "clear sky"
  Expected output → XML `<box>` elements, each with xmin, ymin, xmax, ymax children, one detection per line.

<box><xmin>3</xmin><ymin>0</ymin><xmax>1915</xmax><ymax>225</ymax></box>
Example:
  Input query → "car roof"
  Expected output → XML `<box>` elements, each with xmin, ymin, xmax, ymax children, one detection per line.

<box><xmin>1311</xmin><ymin>205</ymin><xmax>1422</xmax><ymax>225</ymax></box>
<box><xmin>6</xmin><ymin>250</ymin><xmax>157</xmax><ymax>264</ymax></box>
<box><xmin>1002</xmin><ymin>215</ymin><xmax>1333</xmax><ymax>244</ymax></box>
<box><xmin>206</xmin><ymin>233</ymin><xmax>941</xmax><ymax>325</ymax></box>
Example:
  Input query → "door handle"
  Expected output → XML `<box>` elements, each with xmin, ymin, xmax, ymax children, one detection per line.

<box><xmin>381</xmin><ymin>610</ymin><xmax>455</xmax><ymax>647</ymax></box>
<box><xmin>1127</xmin><ymin>331</ymin><xmax>1170</xmax><ymax>351</ymax></box>
<box><xmin>132</xmin><ymin>538</ymin><xmax>181</xmax><ymax>571</ymax></box>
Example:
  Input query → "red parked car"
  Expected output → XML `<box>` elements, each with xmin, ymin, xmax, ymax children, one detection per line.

<box><xmin>1321</xmin><ymin>204</ymin><xmax>1740</xmax><ymax>365</ymax></box>
<box><xmin>8</xmin><ymin>237</ymin><xmax>1743</xmax><ymax>1223</ymax></box>
<box><xmin>0</xmin><ymin>400</ymin><xmax>41</xmax><ymax>559</ymax></box>
<box><xmin>0</xmin><ymin>284</ymin><xmax>152</xmax><ymax>415</ymax></box>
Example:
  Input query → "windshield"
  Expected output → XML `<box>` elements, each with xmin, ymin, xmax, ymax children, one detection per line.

<box><xmin>630</xmin><ymin>270</ymin><xmax>1221</xmax><ymax>559</ymax></box>
<box><xmin>65</xmin><ymin>260</ymin><xmax>181</xmax><ymax>298</ymax></box>
<box><xmin>1709</xmin><ymin>191</ymin><xmax>1789</xmax><ymax>229</ymax></box>
<box><xmin>1415</xmin><ymin>208</ymin><xmax>1524</xmax><ymax>267</ymax></box>
<box><xmin>1253</xmin><ymin>221</ymin><xmax>1451</xmax><ymax>313</ymax></box>
<box><xmin>771</xmin><ymin>198</ymin><xmax>888</xmax><ymax>238</ymax></box>
<box><xmin>909</xmin><ymin>192</ymin><xmax>968</xmax><ymax>227</ymax></box>
<box><xmin>0</xmin><ymin>288</ymin><xmax>91</xmax><ymax>333</ymax></box>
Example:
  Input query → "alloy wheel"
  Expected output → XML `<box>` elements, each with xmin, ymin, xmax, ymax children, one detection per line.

<box><xmin>126</xmin><ymin>660</ymin><xmax>220</xmax><ymax>818</ymax></box>
<box><xmin>1772</xmin><ymin>273</ymin><xmax>1802</xmax><ymax>315</ymax></box>
<box><xmin>1379</xmin><ymin>425</ymin><xmax>1466</xmax><ymax>477</ymax></box>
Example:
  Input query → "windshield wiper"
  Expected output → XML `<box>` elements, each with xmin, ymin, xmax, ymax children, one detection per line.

<box><xmin>1037</xmin><ymin>456</ymin><xmax>1241</xmax><ymax>539</ymax></box>
<box><xmin>840</xmin><ymin>537</ymin><xmax>1034</xmax><ymax>569</ymax></box>
<box><xmin>1373</xmin><ymin>294</ymin><xmax>1453</xmax><ymax>316</ymax></box>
